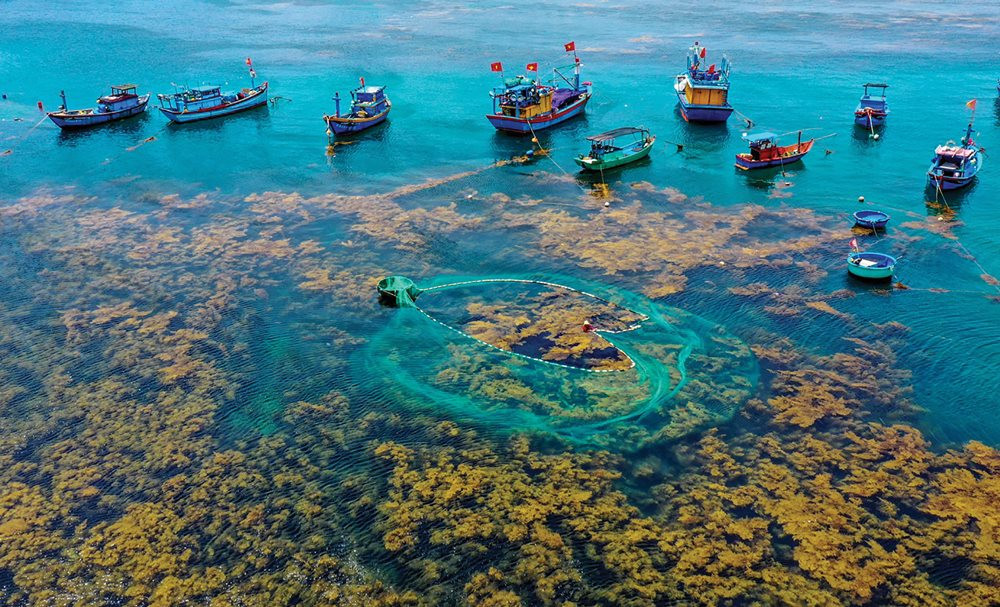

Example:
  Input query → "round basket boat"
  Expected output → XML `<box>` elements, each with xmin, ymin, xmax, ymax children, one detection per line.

<box><xmin>853</xmin><ymin>209</ymin><xmax>890</xmax><ymax>230</ymax></box>
<box><xmin>847</xmin><ymin>251</ymin><xmax>896</xmax><ymax>280</ymax></box>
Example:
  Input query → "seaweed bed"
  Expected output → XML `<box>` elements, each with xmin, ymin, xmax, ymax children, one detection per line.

<box><xmin>0</xmin><ymin>172</ymin><xmax>998</xmax><ymax>606</ymax></box>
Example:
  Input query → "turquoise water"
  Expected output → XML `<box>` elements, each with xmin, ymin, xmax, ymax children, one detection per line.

<box><xmin>2</xmin><ymin>1</ymin><xmax>1000</xmax><ymax>603</ymax></box>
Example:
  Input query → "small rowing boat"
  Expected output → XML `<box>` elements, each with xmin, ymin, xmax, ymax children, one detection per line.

<box><xmin>574</xmin><ymin>127</ymin><xmax>655</xmax><ymax>171</ymax></box>
<box><xmin>735</xmin><ymin>131</ymin><xmax>814</xmax><ymax>170</ymax></box>
<box><xmin>47</xmin><ymin>85</ymin><xmax>149</xmax><ymax>129</ymax></box>
<box><xmin>847</xmin><ymin>251</ymin><xmax>896</xmax><ymax>280</ymax></box>
<box><xmin>852</xmin><ymin>209</ymin><xmax>890</xmax><ymax>230</ymax></box>
<box><xmin>324</xmin><ymin>79</ymin><xmax>391</xmax><ymax>135</ymax></box>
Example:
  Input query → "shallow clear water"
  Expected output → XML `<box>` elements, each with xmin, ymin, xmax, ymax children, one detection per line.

<box><xmin>1</xmin><ymin>1</ymin><xmax>999</xmax><ymax>604</ymax></box>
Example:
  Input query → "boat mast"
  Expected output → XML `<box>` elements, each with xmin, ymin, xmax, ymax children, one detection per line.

<box><xmin>59</xmin><ymin>90</ymin><xmax>67</xmax><ymax>111</ymax></box>
<box><xmin>333</xmin><ymin>92</ymin><xmax>341</xmax><ymax>117</ymax></box>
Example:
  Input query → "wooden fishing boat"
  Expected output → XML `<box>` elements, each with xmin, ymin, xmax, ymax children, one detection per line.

<box><xmin>735</xmin><ymin>131</ymin><xmax>814</xmax><ymax>170</ymax></box>
<box><xmin>927</xmin><ymin>120</ymin><xmax>982</xmax><ymax>191</ymax></box>
<box><xmin>574</xmin><ymin>127</ymin><xmax>655</xmax><ymax>171</ymax></box>
<box><xmin>673</xmin><ymin>42</ymin><xmax>733</xmax><ymax>123</ymax></box>
<box><xmin>847</xmin><ymin>251</ymin><xmax>896</xmax><ymax>280</ymax></box>
<box><xmin>47</xmin><ymin>85</ymin><xmax>149</xmax><ymax>129</ymax></box>
<box><xmin>324</xmin><ymin>80</ymin><xmax>390</xmax><ymax>135</ymax></box>
<box><xmin>486</xmin><ymin>43</ymin><xmax>591</xmax><ymax>134</ymax></box>
<box><xmin>157</xmin><ymin>82</ymin><xmax>268</xmax><ymax>123</ymax></box>
<box><xmin>854</xmin><ymin>83</ymin><xmax>889</xmax><ymax>128</ymax></box>
<box><xmin>852</xmin><ymin>209</ymin><xmax>890</xmax><ymax>230</ymax></box>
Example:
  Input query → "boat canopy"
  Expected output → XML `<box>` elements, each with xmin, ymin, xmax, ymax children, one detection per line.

<box><xmin>111</xmin><ymin>85</ymin><xmax>137</xmax><ymax>95</ymax></box>
<box><xmin>934</xmin><ymin>145</ymin><xmax>975</xmax><ymax>158</ymax></box>
<box><xmin>743</xmin><ymin>132</ymin><xmax>777</xmax><ymax>144</ymax></box>
<box><xmin>586</xmin><ymin>127</ymin><xmax>648</xmax><ymax>142</ymax></box>
<box><xmin>193</xmin><ymin>85</ymin><xmax>221</xmax><ymax>95</ymax></box>
<box><xmin>504</xmin><ymin>75</ymin><xmax>535</xmax><ymax>88</ymax></box>
<box><xmin>862</xmin><ymin>82</ymin><xmax>888</xmax><ymax>91</ymax></box>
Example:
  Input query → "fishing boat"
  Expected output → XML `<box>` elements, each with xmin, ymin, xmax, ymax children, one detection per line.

<box><xmin>735</xmin><ymin>131</ymin><xmax>815</xmax><ymax>170</ymax></box>
<box><xmin>673</xmin><ymin>42</ymin><xmax>733</xmax><ymax>123</ymax></box>
<box><xmin>486</xmin><ymin>42</ymin><xmax>591</xmax><ymax>134</ymax></box>
<box><xmin>157</xmin><ymin>80</ymin><xmax>268</xmax><ymax>123</ymax></box>
<box><xmin>574</xmin><ymin>127</ymin><xmax>655</xmax><ymax>171</ymax></box>
<box><xmin>47</xmin><ymin>85</ymin><xmax>149</xmax><ymax>129</ymax></box>
<box><xmin>852</xmin><ymin>209</ymin><xmax>890</xmax><ymax>230</ymax></box>
<box><xmin>324</xmin><ymin>79</ymin><xmax>391</xmax><ymax>135</ymax></box>
<box><xmin>927</xmin><ymin>111</ymin><xmax>983</xmax><ymax>191</ymax></box>
<box><xmin>847</xmin><ymin>251</ymin><xmax>896</xmax><ymax>280</ymax></box>
<box><xmin>854</xmin><ymin>83</ymin><xmax>889</xmax><ymax>129</ymax></box>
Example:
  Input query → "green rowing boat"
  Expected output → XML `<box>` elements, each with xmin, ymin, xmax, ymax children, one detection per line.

<box><xmin>574</xmin><ymin>126</ymin><xmax>655</xmax><ymax>171</ymax></box>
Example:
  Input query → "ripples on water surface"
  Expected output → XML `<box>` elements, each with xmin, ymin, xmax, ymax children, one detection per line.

<box><xmin>1</xmin><ymin>1</ymin><xmax>999</xmax><ymax>605</ymax></box>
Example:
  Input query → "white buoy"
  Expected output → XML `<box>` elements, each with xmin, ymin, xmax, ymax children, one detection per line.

<box><xmin>858</xmin><ymin>195</ymin><xmax>865</xmax><ymax>203</ymax></box>
<box><xmin>604</xmin><ymin>201</ymin><xmax>610</xmax><ymax>208</ymax></box>
<box><xmin>873</xmin><ymin>134</ymin><xmax>880</xmax><ymax>140</ymax></box>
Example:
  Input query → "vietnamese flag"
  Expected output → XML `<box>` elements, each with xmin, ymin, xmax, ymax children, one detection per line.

<box><xmin>246</xmin><ymin>57</ymin><xmax>253</xmax><ymax>66</ymax></box>
<box><xmin>699</xmin><ymin>47</ymin><xmax>707</xmax><ymax>59</ymax></box>
<box><xmin>966</xmin><ymin>99</ymin><xmax>977</xmax><ymax>111</ymax></box>
<box><xmin>707</xmin><ymin>63</ymin><xmax>716</xmax><ymax>73</ymax></box>
<box><xmin>491</xmin><ymin>61</ymin><xmax>503</xmax><ymax>72</ymax></box>
<box><xmin>526</xmin><ymin>62</ymin><xmax>538</xmax><ymax>72</ymax></box>
<box><xmin>564</xmin><ymin>41</ymin><xmax>575</xmax><ymax>52</ymax></box>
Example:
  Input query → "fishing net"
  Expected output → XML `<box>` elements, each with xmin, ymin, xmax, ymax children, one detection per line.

<box><xmin>358</xmin><ymin>275</ymin><xmax>757</xmax><ymax>450</ymax></box>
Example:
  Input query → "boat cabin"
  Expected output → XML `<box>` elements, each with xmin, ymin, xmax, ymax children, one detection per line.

<box><xmin>680</xmin><ymin>44</ymin><xmax>731</xmax><ymax>107</ymax></box>
<box><xmin>158</xmin><ymin>85</ymin><xmax>224</xmax><ymax>112</ymax></box>
<box><xmin>744</xmin><ymin>133</ymin><xmax>778</xmax><ymax>160</ymax></box>
<box><xmin>97</xmin><ymin>85</ymin><xmax>140</xmax><ymax>112</ymax></box>
<box><xmin>492</xmin><ymin>78</ymin><xmax>552</xmax><ymax>119</ymax></box>
<box><xmin>349</xmin><ymin>85</ymin><xmax>389</xmax><ymax>116</ymax></box>
<box><xmin>932</xmin><ymin>146</ymin><xmax>976</xmax><ymax>177</ymax></box>
<box><xmin>858</xmin><ymin>82</ymin><xmax>888</xmax><ymax>112</ymax></box>
<box><xmin>586</xmin><ymin>127</ymin><xmax>650</xmax><ymax>158</ymax></box>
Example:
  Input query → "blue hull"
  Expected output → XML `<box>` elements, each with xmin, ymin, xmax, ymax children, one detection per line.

<box><xmin>854</xmin><ymin>114</ymin><xmax>886</xmax><ymax>127</ymax></box>
<box><xmin>48</xmin><ymin>96</ymin><xmax>150</xmax><ymax>129</ymax></box>
<box><xmin>677</xmin><ymin>95</ymin><xmax>733</xmax><ymax>123</ymax></box>
<box><xmin>326</xmin><ymin>112</ymin><xmax>388</xmax><ymax>135</ymax></box>
<box><xmin>486</xmin><ymin>94</ymin><xmax>589</xmax><ymax>134</ymax></box>
<box><xmin>160</xmin><ymin>91</ymin><xmax>268</xmax><ymax>123</ymax></box>
<box><xmin>928</xmin><ymin>175</ymin><xmax>975</xmax><ymax>191</ymax></box>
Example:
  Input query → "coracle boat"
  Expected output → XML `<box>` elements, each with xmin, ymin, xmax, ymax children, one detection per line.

<box><xmin>574</xmin><ymin>127</ymin><xmax>655</xmax><ymax>172</ymax></box>
<box><xmin>852</xmin><ymin>209</ymin><xmax>890</xmax><ymax>230</ymax></box>
<box><xmin>47</xmin><ymin>85</ymin><xmax>149</xmax><ymax>129</ymax></box>
<box><xmin>157</xmin><ymin>81</ymin><xmax>268</xmax><ymax>123</ymax></box>
<box><xmin>486</xmin><ymin>42</ymin><xmax>591</xmax><ymax>134</ymax></box>
<box><xmin>735</xmin><ymin>131</ymin><xmax>814</xmax><ymax>170</ymax></box>
<box><xmin>673</xmin><ymin>42</ymin><xmax>733</xmax><ymax>123</ymax></box>
<box><xmin>324</xmin><ymin>80</ymin><xmax>391</xmax><ymax>135</ymax></box>
<box><xmin>854</xmin><ymin>83</ymin><xmax>889</xmax><ymax>129</ymax></box>
<box><xmin>847</xmin><ymin>251</ymin><xmax>896</xmax><ymax>280</ymax></box>
<box><xmin>927</xmin><ymin>106</ymin><xmax>983</xmax><ymax>191</ymax></box>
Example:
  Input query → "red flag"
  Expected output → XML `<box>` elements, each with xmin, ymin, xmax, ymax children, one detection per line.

<box><xmin>360</xmin><ymin>76</ymin><xmax>365</xmax><ymax>87</ymax></box>
<box><xmin>246</xmin><ymin>57</ymin><xmax>253</xmax><ymax>66</ymax></box>
<box><xmin>966</xmin><ymin>99</ymin><xmax>977</xmax><ymax>111</ymax></box>
<box><xmin>707</xmin><ymin>63</ymin><xmax>716</xmax><ymax>73</ymax></box>
<box><xmin>564</xmin><ymin>41</ymin><xmax>575</xmax><ymax>52</ymax></box>
<box><xmin>526</xmin><ymin>62</ymin><xmax>538</xmax><ymax>72</ymax></box>
<box><xmin>490</xmin><ymin>61</ymin><xmax>503</xmax><ymax>72</ymax></box>
<box><xmin>699</xmin><ymin>47</ymin><xmax>707</xmax><ymax>59</ymax></box>
<box><xmin>849</xmin><ymin>238</ymin><xmax>858</xmax><ymax>251</ymax></box>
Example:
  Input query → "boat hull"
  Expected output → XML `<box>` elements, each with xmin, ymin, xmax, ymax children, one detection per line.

<box><xmin>735</xmin><ymin>140</ymin><xmax>814</xmax><ymax>170</ymax></box>
<box><xmin>325</xmin><ymin>103</ymin><xmax>391</xmax><ymax>135</ymax></box>
<box><xmin>927</xmin><ymin>173</ymin><xmax>976</xmax><ymax>191</ymax></box>
<box><xmin>677</xmin><ymin>95</ymin><xmax>733</xmax><ymax>123</ymax></box>
<box><xmin>47</xmin><ymin>95</ymin><xmax>150</xmax><ymax>129</ymax></box>
<box><xmin>159</xmin><ymin>85</ymin><xmax>268</xmax><ymax>123</ymax></box>
<box><xmin>847</xmin><ymin>252</ymin><xmax>896</xmax><ymax>280</ymax></box>
<box><xmin>486</xmin><ymin>94</ymin><xmax>590</xmax><ymax>133</ymax></box>
<box><xmin>854</xmin><ymin>113</ymin><xmax>886</xmax><ymax>128</ymax></box>
<box><xmin>575</xmin><ymin>139</ymin><xmax>654</xmax><ymax>171</ymax></box>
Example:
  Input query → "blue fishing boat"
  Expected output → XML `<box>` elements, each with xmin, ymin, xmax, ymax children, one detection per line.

<box><xmin>157</xmin><ymin>63</ymin><xmax>268</xmax><ymax>123</ymax></box>
<box><xmin>486</xmin><ymin>42</ymin><xmax>591</xmax><ymax>134</ymax></box>
<box><xmin>852</xmin><ymin>209</ymin><xmax>890</xmax><ymax>230</ymax></box>
<box><xmin>673</xmin><ymin>42</ymin><xmax>733</xmax><ymax>123</ymax></box>
<box><xmin>927</xmin><ymin>104</ymin><xmax>983</xmax><ymax>191</ymax></box>
<box><xmin>847</xmin><ymin>251</ymin><xmax>896</xmax><ymax>280</ymax></box>
<box><xmin>47</xmin><ymin>85</ymin><xmax>149</xmax><ymax>129</ymax></box>
<box><xmin>854</xmin><ymin>83</ymin><xmax>889</xmax><ymax>129</ymax></box>
<box><xmin>324</xmin><ymin>79</ymin><xmax>391</xmax><ymax>135</ymax></box>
